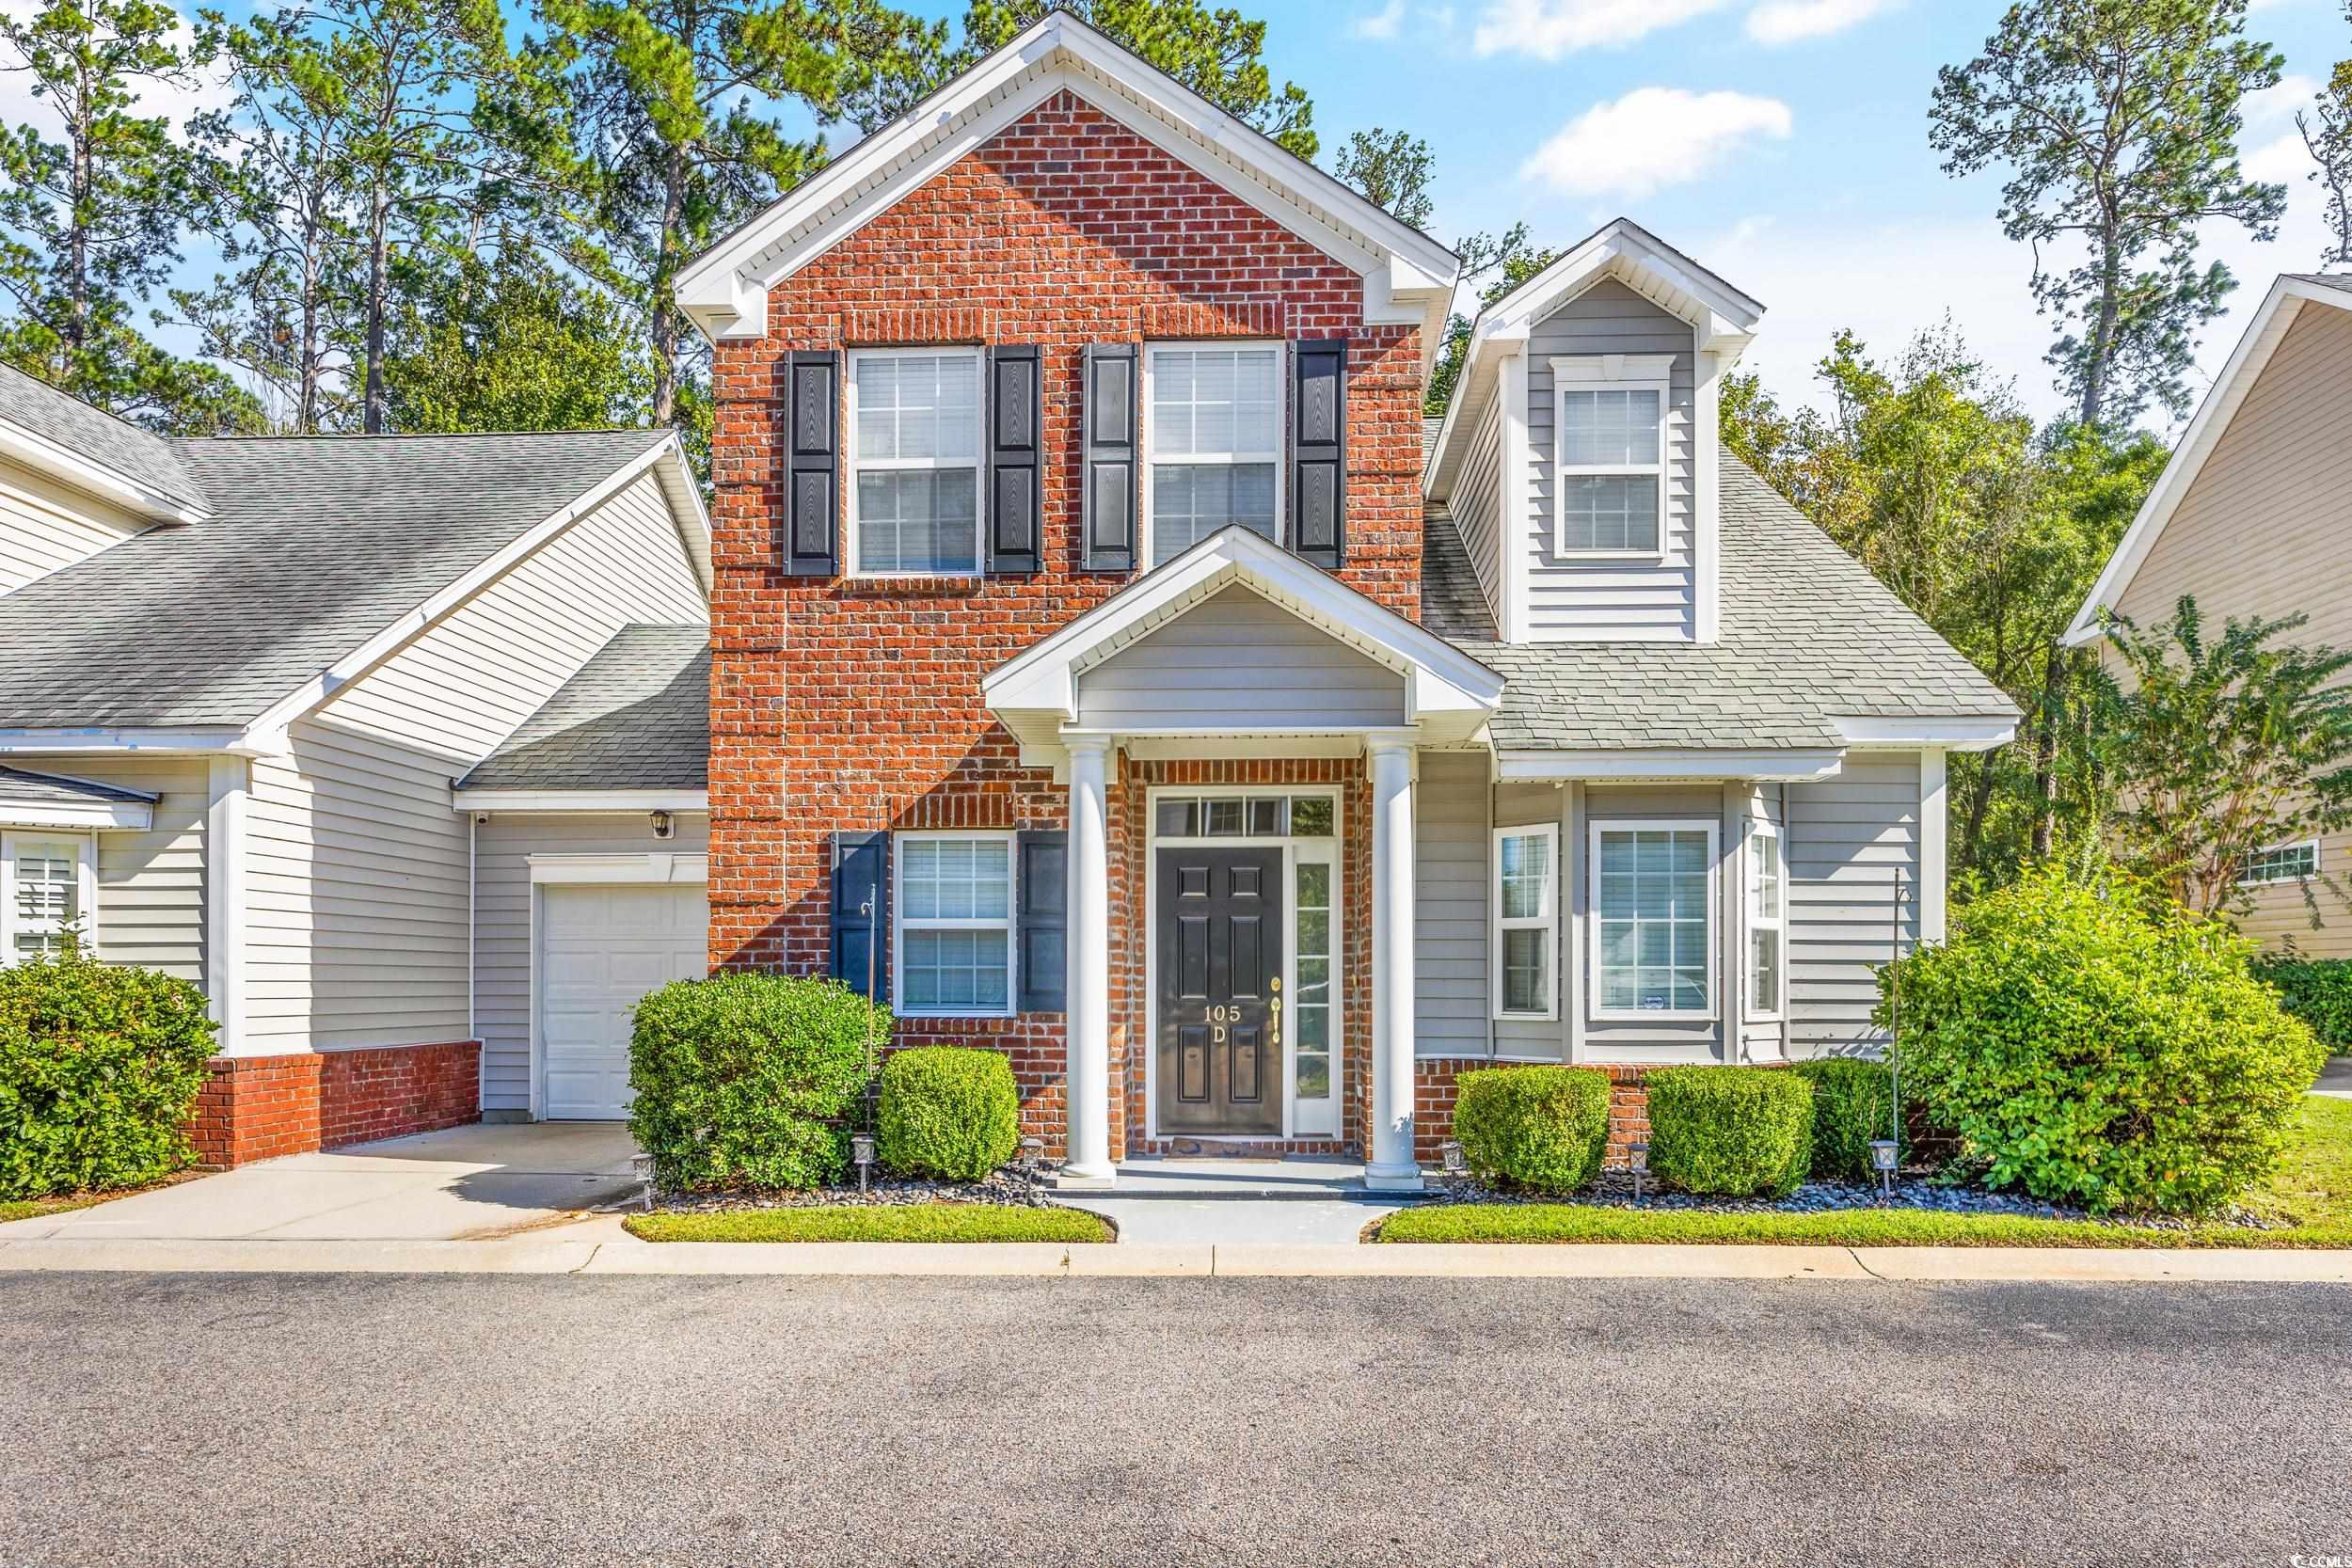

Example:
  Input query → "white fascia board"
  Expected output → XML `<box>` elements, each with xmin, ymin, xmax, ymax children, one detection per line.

<box><xmin>650</xmin><ymin>438</ymin><xmax>715</xmax><ymax>595</ymax></box>
<box><xmin>527</xmin><ymin>851</ymin><xmax>708</xmax><ymax>885</ymax></box>
<box><xmin>2063</xmin><ymin>276</ymin><xmax>2334</xmax><ymax>646</ymax></box>
<box><xmin>1496</xmin><ymin>748</ymin><xmax>1845</xmax><ymax>783</ymax></box>
<box><xmin>0</xmin><ymin>726</ymin><xmax>257</xmax><ymax>755</ymax></box>
<box><xmin>1830</xmin><ymin>715</ymin><xmax>2016</xmax><ymax>752</ymax></box>
<box><xmin>242</xmin><ymin>436</ymin><xmax>684</xmax><ymax>740</ymax></box>
<box><xmin>0</xmin><ymin>417</ymin><xmax>208</xmax><ymax>525</ymax></box>
<box><xmin>0</xmin><ymin>800</ymin><xmax>153</xmax><ymax>831</ymax></box>
<box><xmin>454</xmin><ymin>789</ymin><xmax>709</xmax><ymax>814</ymax></box>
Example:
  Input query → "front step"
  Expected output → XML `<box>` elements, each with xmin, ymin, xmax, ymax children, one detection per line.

<box><xmin>1049</xmin><ymin>1156</ymin><xmax>1430</xmax><ymax>1202</ymax></box>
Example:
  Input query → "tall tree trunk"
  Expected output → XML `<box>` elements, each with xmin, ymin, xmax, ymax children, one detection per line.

<box><xmin>2080</xmin><ymin>234</ymin><xmax>2122</xmax><ymax>428</ymax></box>
<box><xmin>66</xmin><ymin>73</ymin><xmax>90</xmax><ymax>372</ymax></box>
<box><xmin>363</xmin><ymin>185</ymin><xmax>389</xmax><ymax>435</ymax></box>
<box><xmin>2030</xmin><ymin>644</ymin><xmax>2070</xmax><ymax>859</ymax></box>
<box><xmin>650</xmin><ymin>142</ymin><xmax>686</xmax><ymax>428</ymax></box>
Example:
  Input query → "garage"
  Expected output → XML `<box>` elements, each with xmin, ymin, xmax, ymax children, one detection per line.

<box><xmin>537</xmin><ymin>881</ymin><xmax>708</xmax><ymax>1120</ymax></box>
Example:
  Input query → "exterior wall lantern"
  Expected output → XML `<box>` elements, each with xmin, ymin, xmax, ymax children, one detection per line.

<box><xmin>650</xmin><ymin>809</ymin><xmax>675</xmax><ymax>841</ymax></box>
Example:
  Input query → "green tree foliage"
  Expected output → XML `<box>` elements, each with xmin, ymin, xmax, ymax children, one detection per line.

<box><xmin>1331</xmin><ymin>126</ymin><xmax>1431</xmax><ymax>228</ymax></box>
<box><xmin>1424</xmin><ymin>224</ymin><xmax>1560</xmax><ymax>417</ymax></box>
<box><xmin>2085</xmin><ymin>595</ymin><xmax>2352</xmax><ymax>921</ymax></box>
<box><xmin>960</xmin><ymin>1</ymin><xmax>1314</xmax><ymax>158</ymax></box>
<box><xmin>1931</xmin><ymin>0</ymin><xmax>2286</xmax><ymax>428</ymax></box>
<box><xmin>2296</xmin><ymin>7</ymin><xmax>2352</xmax><ymax>267</ymax></box>
<box><xmin>0</xmin><ymin>0</ymin><xmax>261</xmax><ymax>430</ymax></box>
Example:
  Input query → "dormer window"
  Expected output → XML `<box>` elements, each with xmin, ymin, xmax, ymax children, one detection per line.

<box><xmin>1144</xmin><ymin>342</ymin><xmax>1283</xmax><ymax>567</ymax></box>
<box><xmin>1550</xmin><ymin>354</ymin><xmax>1675</xmax><ymax>559</ymax></box>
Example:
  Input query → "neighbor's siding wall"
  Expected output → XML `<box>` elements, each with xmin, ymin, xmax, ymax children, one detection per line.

<box><xmin>1522</xmin><ymin>278</ymin><xmax>1697</xmax><ymax>641</ymax></box>
<box><xmin>2108</xmin><ymin>302</ymin><xmax>2352</xmax><ymax>957</ymax></box>
<box><xmin>1450</xmin><ymin>382</ymin><xmax>1505</xmax><ymax>628</ymax></box>
<box><xmin>1414</xmin><ymin>752</ymin><xmax>1488</xmax><ymax>1058</ymax></box>
<box><xmin>472</xmin><ymin>812</ymin><xmax>710</xmax><ymax>1116</ymax></box>
<box><xmin>0</xmin><ymin>452</ymin><xmax>148</xmax><ymax>596</ymax></box>
<box><xmin>1076</xmin><ymin>586</ymin><xmax>1406</xmax><ymax>731</ymax></box>
<box><xmin>1786</xmin><ymin>752</ymin><xmax>1921</xmax><ymax>1056</ymax></box>
<box><xmin>22</xmin><ymin>754</ymin><xmax>209</xmax><ymax>982</ymax></box>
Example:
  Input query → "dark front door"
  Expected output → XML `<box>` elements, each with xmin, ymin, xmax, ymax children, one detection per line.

<box><xmin>1156</xmin><ymin>847</ymin><xmax>1284</xmax><ymax>1137</ymax></box>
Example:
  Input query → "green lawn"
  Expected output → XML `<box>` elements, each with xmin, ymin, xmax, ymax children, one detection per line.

<box><xmin>626</xmin><ymin>1203</ymin><xmax>1115</xmax><ymax>1244</ymax></box>
<box><xmin>1376</xmin><ymin>1096</ymin><xmax>2352</xmax><ymax>1249</ymax></box>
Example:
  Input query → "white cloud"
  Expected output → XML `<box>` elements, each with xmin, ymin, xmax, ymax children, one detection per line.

<box><xmin>2244</xmin><ymin>72</ymin><xmax>2319</xmax><ymax>130</ymax></box>
<box><xmin>2245</xmin><ymin>130</ymin><xmax>2312</xmax><ymax>185</ymax></box>
<box><xmin>1350</xmin><ymin>0</ymin><xmax>1409</xmax><ymax>40</ymax></box>
<box><xmin>1742</xmin><ymin>0</ymin><xmax>1899</xmax><ymax>46</ymax></box>
<box><xmin>1520</xmin><ymin>87</ymin><xmax>1793</xmax><ymax>198</ymax></box>
<box><xmin>1471</xmin><ymin>0</ymin><xmax>1736</xmax><ymax>58</ymax></box>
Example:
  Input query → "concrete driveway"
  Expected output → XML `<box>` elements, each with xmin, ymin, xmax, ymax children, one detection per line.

<box><xmin>2316</xmin><ymin>1058</ymin><xmax>2352</xmax><ymax>1099</ymax></box>
<box><xmin>0</xmin><ymin>1123</ymin><xmax>642</xmax><ymax>1243</ymax></box>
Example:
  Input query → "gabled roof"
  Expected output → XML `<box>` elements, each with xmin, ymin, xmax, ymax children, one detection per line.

<box><xmin>1426</xmin><ymin>217</ymin><xmax>1765</xmax><ymax>501</ymax></box>
<box><xmin>2064</xmin><ymin>272</ymin><xmax>2352</xmax><ymax>645</ymax></box>
<box><xmin>459</xmin><ymin>626</ymin><xmax>708</xmax><ymax>794</ymax></box>
<box><xmin>0</xmin><ymin>428</ymin><xmax>702</xmax><ymax>736</ymax></box>
<box><xmin>674</xmin><ymin>8</ymin><xmax>1460</xmax><ymax>352</ymax></box>
<box><xmin>0</xmin><ymin>362</ymin><xmax>207</xmax><ymax>520</ymax></box>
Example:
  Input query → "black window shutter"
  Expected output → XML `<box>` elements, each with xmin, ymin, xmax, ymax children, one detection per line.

<box><xmin>786</xmin><ymin>351</ymin><xmax>840</xmax><ymax>577</ymax></box>
<box><xmin>830</xmin><ymin>831</ymin><xmax>889</xmax><ymax>1000</ymax></box>
<box><xmin>1017</xmin><ymin>830</ymin><xmax>1068</xmax><ymax>1013</ymax></box>
<box><xmin>988</xmin><ymin>344</ymin><xmax>1042</xmax><ymax>575</ymax></box>
<box><xmin>1290</xmin><ymin>338</ymin><xmax>1347</xmax><ymax>569</ymax></box>
<box><xmin>1082</xmin><ymin>342</ymin><xmax>1138</xmax><ymax>572</ymax></box>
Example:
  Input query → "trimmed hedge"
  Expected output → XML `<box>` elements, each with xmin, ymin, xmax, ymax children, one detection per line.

<box><xmin>1451</xmin><ymin>1066</ymin><xmax>1611</xmax><ymax>1193</ymax></box>
<box><xmin>0</xmin><ymin>942</ymin><xmax>216</xmax><ymax>1199</ymax></box>
<box><xmin>877</xmin><ymin>1047</ymin><xmax>1021</xmax><ymax>1181</ymax></box>
<box><xmin>1790</xmin><ymin>1058</ymin><xmax>1904</xmax><ymax>1183</ymax></box>
<box><xmin>1645</xmin><ymin>1067</ymin><xmax>1813</xmax><ymax>1197</ymax></box>
<box><xmin>628</xmin><ymin>972</ymin><xmax>879</xmax><ymax>1191</ymax></box>
<box><xmin>2257</xmin><ymin>958</ymin><xmax>2352</xmax><ymax>1054</ymax></box>
<box><xmin>1883</xmin><ymin>863</ymin><xmax>2328</xmax><ymax>1215</ymax></box>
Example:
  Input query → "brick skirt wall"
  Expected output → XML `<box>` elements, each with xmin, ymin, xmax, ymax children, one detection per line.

<box><xmin>190</xmin><ymin>1042</ymin><xmax>481</xmax><ymax>1168</ymax></box>
<box><xmin>1416</xmin><ymin>1060</ymin><xmax>1766</xmax><ymax>1171</ymax></box>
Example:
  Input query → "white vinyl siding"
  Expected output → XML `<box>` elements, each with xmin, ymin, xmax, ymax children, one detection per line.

<box><xmin>848</xmin><ymin>349</ymin><xmax>983</xmax><ymax>577</ymax></box>
<box><xmin>1413</xmin><ymin>752</ymin><xmax>1489</xmax><ymax>1056</ymax></box>
<box><xmin>0</xmin><ymin>452</ymin><xmax>148</xmax><ymax>595</ymax></box>
<box><xmin>1144</xmin><ymin>342</ymin><xmax>1283</xmax><ymax>566</ymax></box>
<box><xmin>1074</xmin><ymin>585</ymin><xmax>1406</xmax><ymax>730</ymax></box>
<box><xmin>1448</xmin><ymin>382</ymin><xmax>1505</xmax><ymax>630</ymax></box>
<box><xmin>1786</xmin><ymin>752</ymin><xmax>1922</xmax><ymax>1056</ymax></box>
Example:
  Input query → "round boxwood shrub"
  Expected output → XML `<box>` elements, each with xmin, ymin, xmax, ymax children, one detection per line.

<box><xmin>628</xmin><ymin>973</ymin><xmax>879</xmax><ymax>1192</ymax></box>
<box><xmin>0</xmin><ymin>942</ymin><xmax>216</xmax><ymax>1199</ymax></box>
<box><xmin>1450</xmin><ymin>1066</ymin><xmax>1611</xmax><ymax>1193</ymax></box>
<box><xmin>1883</xmin><ymin>863</ymin><xmax>2328</xmax><ymax>1215</ymax></box>
<box><xmin>877</xmin><ymin>1047</ymin><xmax>1022</xmax><ymax>1181</ymax></box>
<box><xmin>2255</xmin><ymin>958</ymin><xmax>2352</xmax><ymax>1055</ymax></box>
<box><xmin>1645</xmin><ymin>1066</ymin><xmax>1813</xmax><ymax>1197</ymax></box>
<box><xmin>1789</xmin><ymin>1057</ymin><xmax>1905</xmax><ymax>1183</ymax></box>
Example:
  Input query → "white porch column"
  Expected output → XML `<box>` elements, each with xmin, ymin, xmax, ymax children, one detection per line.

<box><xmin>1365</xmin><ymin>737</ymin><xmax>1422</xmax><ymax>1191</ymax></box>
<box><xmin>1062</xmin><ymin>736</ymin><xmax>1115</xmax><ymax>1183</ymax></box>
<box><xmin>204</xmin><ymin>754</ymin><xmax>248</xmax><ymax>1055</ymax></box>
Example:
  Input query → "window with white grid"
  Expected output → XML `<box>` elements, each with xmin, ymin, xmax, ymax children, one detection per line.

<box><xmin>1553</xmin><ymin>359</ymin><xmax>1671</xmax><ymax>556</ymax></box>
<box><xmin>1146</xmin><ymin>343</ymin><xmax>1281</xmax><ymax>566</ymax></box>
<box><xmin>4</xmin><ymin>834</ymin><xmax>87</xmax><ymax>964</ymax></box>
<box><xmin>894</xmin><ymin>833</ymin><xmax>1015</xmax><ymax>1016</ymax></box>
<box><xmin>849</xmin><ymin>349</ymin><xmax>983</xmax><ymax>576</ymax></box>
<box><xmin>1492</xmin><ymin>824</ymin><xmax>1558</xmax><ymax>1020</ymax></box>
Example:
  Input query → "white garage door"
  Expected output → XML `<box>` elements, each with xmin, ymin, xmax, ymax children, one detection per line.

<box><xmin>539</xmin><ymin>883</ymin><xmax>708</xmax><ymax>1120</ymax></box>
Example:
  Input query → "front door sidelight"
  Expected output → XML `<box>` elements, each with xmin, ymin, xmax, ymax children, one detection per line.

<box><xmin>1156</xmin><ymin>847</ymin><xmax>1284</xmax><ymax>1137</ymax></box>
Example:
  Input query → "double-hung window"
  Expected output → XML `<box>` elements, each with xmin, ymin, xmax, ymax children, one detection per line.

<box><xmin>1145</xmin><ymin>343</ymin><xmax>1281</xmax><ymax>567</ymax></box>
<box><xmin>1747</xmin><ymin>823</ymin><xmax>1784</xmax><ymax>1017</ymax></box>
<box><xmin>2</xmin><ymin>832</ymin><xmax>90</xmax><ymax>965</ymax></box>
<box><xmin>894</xmin><ymin>832</ymin><xmax>1015</xmax><ymax>1016</ymax></box>
<box><xmin>848</xmin><ymin>349</ymin><xmax>984</xmax><ymax>576</ymax></box>
<box><xmin>1492</xmin><ymin>824</ymin><xmax>1559</xmax><ymax>1019</ymax></box>
<box><xmin>2242</xmin><ymin>840</ymin><xmax>2321</xmax><ymax>886</ymax></box>
<box><xmin>1592</xmin><ymin>822</ymin><xmax>1716</xmax><ymax>1018</ymax></box>
<box><xmin>1552</xmin><ymin>356</ymin><xmax>1672</xmax><ymax>556</ymax></box>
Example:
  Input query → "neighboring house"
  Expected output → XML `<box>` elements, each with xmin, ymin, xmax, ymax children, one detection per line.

<box><xmin>0</xmin><ymin>367</ymin><xmax>712</xmax><ymax>1164</ymax></box>
<box><xmin>675</xmin><ymin>12</ymin><xmax>2016</xmax><ymax>1187</ymax></box>
<box><xmin>2065</xmin><ymin>273</ymin><xmax>2352</xmax><ymax>957</ymax></box>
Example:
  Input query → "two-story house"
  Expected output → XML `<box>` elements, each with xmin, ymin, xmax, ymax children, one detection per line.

<box><xmin>675</xmin><ymin>11</ymin><xmax>2017</xmax><ymax>1188</ymax></box>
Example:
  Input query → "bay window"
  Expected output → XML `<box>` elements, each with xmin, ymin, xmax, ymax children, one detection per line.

<box><xmin>848</xmin><ymin>349</ymin><xmax>984</xmax><ymax>576</ymax></box>
<box><xmin>1145</xmin><ymin>343</ymin><xmax>1281</xmax><ymax>567</ymax></box>
<box><xmin>1591</xmin><ymin>822</ymin><xmax>1715</xmax><ymax>1018</ymax></box>
<box><xmin>1492</xmin><ymin>824</ymin><xmax>1559</xmax><ymax>1019</ymax></box>
<box><xmin>894</xmin><ymin>832</ymin><xmax>1014</xmax><ymax>1016</ymax></box>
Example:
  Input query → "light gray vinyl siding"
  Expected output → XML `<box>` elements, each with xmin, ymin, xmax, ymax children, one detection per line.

<box><xmin>1451</xmin><ymin>383</ymin><xmax>1504</xmax><ymax>628</ymax></box>
<box><xmin>1414</xmin><ymin>752</ymin><xmax>1488</xmax><ymax>1057</ymax></box>
<box><xmin>1786</xmin><ymin>752</ymin><xmax>1921</xmax><ymax>1057</ymax></box>
<box><xmin>1076</xmin><ymin>585</ymin><xmax>1405</xmax><ymax>730</ymax></box>
<box><xmin>473</xmin><ymin>812</ymin><xmax>709</xmax><ymax>1115</ymax></box>
<box><xmin>1579</xmin><ymin>784</ymin><xmax>1725</xmax><ymax>1056</ymax></box>
<box><xmin>0</xmin><ymin>453</ymin><xmax>146</xmax><ymax>596</ymax></box>
<box><xmin>1524</xmin><ymin>277</ymin><xmax>1697</xmax><ymax>640</ymax></box>
<box><xmin>24</xmin><ymin>754</ymin><xmax>208</xmax><ymax>982</ymax></box>
<box><xmin>1492</xmin><ymin>781</ymin><xmax>1567</xmax><ymax>1060</ymax></box>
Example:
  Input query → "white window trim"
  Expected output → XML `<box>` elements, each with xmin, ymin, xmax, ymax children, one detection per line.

<box><xmin>1587</xmin><ymin>817</ymin><xmax>1720</xmax><ymax>1022</ymax></box>
<box><xmin>1746</xmin><ymin>819</ymin><xmax>1785</xmax><ymax>1023</ymax></box>
<box><xmin>892</xmin><ymin>828</ymin><xmax>1018</xmax><ymax>1019</ymax></box>
<box><xmin>2242</xmin><ymin>838</ymin><xmax>2322</xmax><ymax>887</ymax></box>
<box><xmin>1491</xmin><ymin>822</ymin><xmax>1559</xmax><ymax>1022</ymax></box>
<box><xmin>1140</xmin><ymin>339</ymin><xmax>1288</xmax><ymax>570</ymax></box>
<box><xmin>1549</xmin><ymin>353</ymin><xmax>1674</xmax><ymax>562</ymax></box>
<box><xmin>1</xmin><ymin>830</ymin><xmax>97</xmax><ymax>965</ymax></box>
<box><xmin>844</xmin><ymin>345</ymin><xmax>987</xmax><ymax>579</ymax></box>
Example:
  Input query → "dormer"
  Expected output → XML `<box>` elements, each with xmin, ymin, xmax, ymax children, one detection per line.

<box><xmin>1423</xmin><ymin>219</ymin><xmax>1763</xmax><ymax>645</ymax></box>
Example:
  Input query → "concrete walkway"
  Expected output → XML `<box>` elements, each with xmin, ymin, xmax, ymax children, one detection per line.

<box><xmin>1056</xmin><ymin>1157</ymin><xmax>1411</xmax><ymax>1244</ymax></box>
<box><xmin>2315</xmin><ymin>1057</ymin><xmax>2352</xmax><ymax>1099</ymax></box>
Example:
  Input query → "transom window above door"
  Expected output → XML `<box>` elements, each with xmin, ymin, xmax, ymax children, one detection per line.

<box><xmin>849</xmin><ymin>349</ymin><xmax>984</xmax><ymax>576</ymax></box>
<box><xmin>1146</xmin><ymin>343</ymin><xmax>1282</xmax><ymax>567</ymax></box>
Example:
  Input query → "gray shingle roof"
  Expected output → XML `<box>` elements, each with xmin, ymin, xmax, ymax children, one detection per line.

<box><xmin>460</xmin><ymin>626</ymin><xmax>707</xmax><ymax>792</ymax></box>
<box><xmin>0</xmin><ymin>428</ymin><xmax>674</xmax><ymax>729</ymax></box>
<box><xmin>1422</xmin><ymin>452</ymin><xmax>2019</xmax><ymax>752</ymax></box>
<box><xmin>0</xmin><ymin>362</ymin><xmax>205</xmax><ymax>511</ymax></box>
<box><xmin>2287</xmin><ymin>273</ymin><xmax>2352</xmax><ymax>297</ymax></box>
<box><xmin>0</xmin><ymin>765</ymin><xmax>156</xmax><ymax>806</ymax></box>
<box><xmin>1422</xmin><ymin>416</ymin><xmax>1443</xmax><ymax>470</ymax></box>
<box><xmin>1419</xmin><ymin>505</ymin><xmax>1497</xmax><ymax>641</ymax></box>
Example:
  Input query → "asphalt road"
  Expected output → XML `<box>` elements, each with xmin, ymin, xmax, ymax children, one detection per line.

<box><xmin>7</xmin><ymin>1273</ymin><xmax>2349</xmax><ymax>1567</ymax></box>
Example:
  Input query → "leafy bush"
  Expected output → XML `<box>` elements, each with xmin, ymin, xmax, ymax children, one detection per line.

<box><xmin>1450</xmin><ymin>1067</ymin><xmax>1612</xmax><ymax>1193</ymax></box>
<box><xmin>877</xmin><ymin>1047</ymin><xmax>1022</xmax><ymax>1181</ymax></box>
<box><xmin>0</xmin><ymin>942</ymin><xmax>215</xmax><ymax>1199</ymax></box>
<box><xmin>2257</xmin><ymin>958</ymin><xmax>2352</xmax><ymax>1055</ymax></box>
<box><xmin>628</xmin><ymin>972</ymin><xmax>879</xmax><ymax>1191</ymax></box>
<box><xmin>1883</xmin><ymin>863</ymin><xmax>2328</xmax><ymax>1215</ymax></box>
<box><xmin>1645</xmin><ymin>1067</ymin><xmax>1813</xmax><ymax>1197</ymax></box>
<box><xmin>1790</xmin><ymin>1058</ymin><xmax>1905</xmax><ymax>1183</ymax></box>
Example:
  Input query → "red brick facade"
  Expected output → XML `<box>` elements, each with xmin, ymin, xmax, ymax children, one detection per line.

<box><xmin>706</xmin><ymin>90</ymin><xmax>1426</xmax><ymax>1158</ymax></box>
<box><xmin>189</xmin><ymin>1043</ymin><xmax>481</xmax><ymax>1168</ymax></box>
